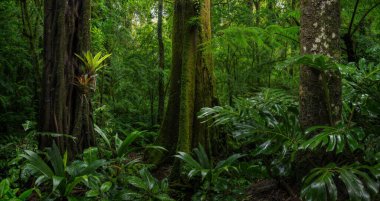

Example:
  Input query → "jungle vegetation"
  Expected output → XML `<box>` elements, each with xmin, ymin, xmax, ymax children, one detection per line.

<box><xmin>0</xmin><ymin>0</ymin><xmax>379</xmax><ymax>200</ymax></box>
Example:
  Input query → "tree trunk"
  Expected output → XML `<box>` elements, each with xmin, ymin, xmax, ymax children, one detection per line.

<box><xmin>299</xmin><ymin>0</ymin><xmax>342</xmax><ymax>131</ymax></box>
<box><xmin>149</xmin><ymin>0</ymin><xmax>217</xmax><ymax>164</ymax></box>
<box><xmin>157</xmin><ymin>0</ymin><xmax>165</xmax><ymax>124</ymax></box>
<box><xmin>39</xmin><ymin>0</ymin><xmax>94</xmax><ymax>157</ymax></box>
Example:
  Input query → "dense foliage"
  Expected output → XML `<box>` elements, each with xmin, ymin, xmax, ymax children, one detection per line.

<box><xmin>0</xmin><ymin>0</ymin><xmax>379</xmax><ymax>200</ymax></box>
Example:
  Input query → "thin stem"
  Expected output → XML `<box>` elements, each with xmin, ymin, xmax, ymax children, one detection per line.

<box><xmin>348</xmin><ymin>0</ymin><xmax>360</xmax><ymax>36</ymax></box>
<box><xmin>352</xmin><ymin>2</ymin><xmax>380</xmax><ymax>35</ymax></box>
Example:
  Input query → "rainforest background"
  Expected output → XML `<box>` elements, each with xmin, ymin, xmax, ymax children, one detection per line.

<box><xmin>0</xmin><ymin>0</ymin><xmax>380</xmax><ymax>200</ymax></box>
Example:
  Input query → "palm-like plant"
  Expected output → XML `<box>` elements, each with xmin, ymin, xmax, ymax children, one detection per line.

<box><xmin>175</xmin><ymin>144</ymin><xmax>243</xmax><ymax>184</ymax></box>
<box><xmin>301</xmin><ymin>163</ymin><xmax>380</xmax><ymax>201</ymax></box>
<box><xmin>75</xmin><ymin>51</ymin><xmax>111</xmax><ymax>75</ymax></box>
<box><xmin>121</xmin><ymin>168</ymin><xmax>174</xmax><ymax>201</ymax></box>
<box><xmin>21</xmin><ymin>142</ymin><xmax>107</xmax><ymax>199</ymax></box>
<box><xmin>74</xmin><ymin>51</ymin><xmax>111</xmax><ymax>92</ymax></box>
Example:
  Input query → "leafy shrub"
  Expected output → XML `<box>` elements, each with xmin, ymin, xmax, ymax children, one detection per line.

<box><xmin>21</xmin><ymin>142</ymin><xmax>108</xmax><ymax>200</ymax></box>
<box><xmin>301</xmin><ymin>163</ymin><xmax>379</xmax><ymax>201</ymax></box>
<box><xmin>0</xmin><ymin>178</ymin><xmax>36</xmax><ymax>201</ymax></box>
<box><xmin>176</xmin><ymin>144</ymin><xmax>244</xmax><ymax>200</ymax></box>
<box><xmin>198</xmin><ymin>70</ymin><xmax>380</xmax><ymax>201</ymax></box>
<box><xmin>120</xmin><ymin>168</ymin><xmax>174</xmax><ymax>201</ymax></box>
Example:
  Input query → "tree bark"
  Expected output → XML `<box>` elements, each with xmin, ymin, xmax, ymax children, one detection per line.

<box><xmin>39</xmin><ymin>0</ymin><xmax>94</xmax><ymax>157</ymax></box>
<box><xmin>300</xmin><ymin>0</ymin><xmax>342</xmax><ymax>130</ymax></box>
<box><xmin>149</xmin><ymin>0</ymin><xmax>217</xmax><ymax>164</ymax></box>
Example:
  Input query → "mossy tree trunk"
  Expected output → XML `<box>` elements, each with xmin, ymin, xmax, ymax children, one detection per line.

<box><xmin>150</xmin><ymin>0</ymin><xmax>217</xmax><ymax>164</ymax></box>
<box><xmin>300</xmin><ymin>0</ymin><xmax>342</xmax><ymax>130</ymax></box>
<box><xmin>39</xmin><ymin>0</ymin><xmax>94</xmax><ymax>157</ymax></box>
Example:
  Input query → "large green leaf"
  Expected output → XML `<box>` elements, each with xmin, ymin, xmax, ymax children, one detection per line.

<box><xmin>193</xmin><ymin>145</ymin><xmax>211</xmax><ymax>169</ymax></box>
<box><xmin>0</xmin><ymin>179</ymin><xmax>10</xmax><ymax>197</ymax></box>
<box><xmin>18</xmin><ymin>188</ymin><xmax>34</xmax><ymax>200</ymax></box>
<box><xmin>140</xmin><ymin>168</ymin><xmax>155</xmax><ymax>191</ymax></box>
<box><xmin>339</xmin><ymin>168</ymin><xmax>370</xmax><ymax>201</ymax></box>
<box><xmin>215</xmin><ymin>153</ymin><xmax>244</xmax><ymax>170</ymax></box>
<box><xmin>21</xmin><ymin>150</ymin><xmax>54</xmax><ymax>178</ymax></box>
<box><xmin>46</xmin><ymin>142</ymin><xmax>64</xmax><ymax>177</ymax></box>
<box><xmin>300</xmin><ymin>124</ymin><xmax>363</xmax><ymax>154</ymax></box>
<box><xmin>175</xmin><ymin>152</ymin><xmax>202</xmax><ymax>170</ymax></box>
<box><xmin>83</xmin><ymin>147</ymin><xmax>99</xmax><ymax>163</ymax></box>
<box><xmin>127</xmin><ymin>176</ymin><xmax>147</xmax><ymax>190</ymax></box>
<box><xmin>100</xmin><ymin>181</ymin><xmax>112</xmax><ymax>193</ymax></box>
<box><xmin>85</xmin><ymin>189</ymin><xmax>99</xmax><ymax>197</ymax></box>
<box><xmin>117</xmin><ymin>131</ymin><xmax>141</xmax><ymax>157</ymax></box>
<box><xmin>301</xmin><ymin>165</ymin><xmax>336</xmax><ymax>201</ymax></box>
<box><xmin>52</xmin><ymin>176</ymin><xmax>64</xmax><ymax>192</ymax></box>
<box><xmin>65</xmin><ymin>176</ymin><xmax>85</xmax><ymax>196</ymax></box>
<box><xmin>94</xmin><ymin>125</ymin><xmax>111</xmax><ymax>149</ymax></box>
<box><xmin>302</xmin><ymin>163</ymin><xmax>378</xmax><ymax>201</ymax></box>
<box><xmin>76</xmin><ymin>159</ymin><xmax>107</xmax><ymax>177</ymax></box>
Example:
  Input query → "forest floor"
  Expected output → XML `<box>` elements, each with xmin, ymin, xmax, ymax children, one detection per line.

<box><xmin>246</xmin><ymin>179</ymin><xmax>299</xmax><ymax>201</ymax></box>
<box><xmin>152</xmin><ymin>164</ymin><xmax>298</xmax><ymax>201</ymax></box>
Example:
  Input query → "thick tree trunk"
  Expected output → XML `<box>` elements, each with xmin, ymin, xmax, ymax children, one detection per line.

<box><xmin>39</xmin><ymin>0</ymin><xmax>94</xmax><ymax>157</ymax></box>
<box><xmin>149</xmin><ymin>0</ymin><xmax>217</xmax><ymax>164</ymax></box>
<box><xmin>299</xmin><ymin>0</ymin><xmax>342</xmax><ymax>130</ymax></box>
<box><xmin>157</xmin><ymin>0</ymin><xmax>165</xmax><ymax>124</ymax></box>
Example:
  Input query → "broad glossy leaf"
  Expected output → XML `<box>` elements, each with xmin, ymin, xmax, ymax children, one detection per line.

<box><xmin>21</xmin><ymin>150</ymin><xmax>54</xmax><ymax>177</ymax></box>
<box><xmin>335</xmin><ymin>135</ymin><xmax>344</xmax><ymax>153</ymax></box>
<box><xmin>160</xmin><ymin>178</ymin><xmax>169</xmax><ymax>191</ymax></box>
<box><xmin>117</xmin><ymin>131</ymin><xmax>141</xmax><ymax>157</ymax></box>
<box><xmin>187</xmin><ymin>169</ymin><xmax>199</xmax><ymax>178</ymax></box>
<box><xmin>47</xmin><ymin>142</ymin><xmax>64</xmax><ymax>176</ymax></box>
<box><xmin>175</xmin><ymin>152</ymin><xmax>202</xmax><ymax>169</ymax></box>
<box><xmin>18</xmin><ymin>188</ymin><xmax>34</xmax><ymax>200</ymax></box>
<box><xmin>76</xmin><ymin>159</ymin><xmax>107</xmax><ymax>177</ymax></box>
<box><xmin>325</xmin><ymin>174</ymin><xmax>337</xmax><ymax>201</ymax></box>
<box><xmin>100</xmin><ymin>181</ymin><xmax>112</xmax><ymax>193</ymax></box>
<box><xmin>346</xmin><ymin>134</ymin><xmax>359</xmax><ymax>151</ymax></box>
<box><xmin>339</xmin><ymin>169</ymin><xmax>370</xmax><ymax>201</ymax></box>
<box><xmin>65</xmin><ymin>176</ymin><xmax>85</xmax><ymax>196</ymax></box>
<box><xmin>52</xmin><ymin>176</ymin><xmax>64</xmax><ymax>192</ymax></box>
<box><xmin>215</xmin><ymin>154</ymin><xmax>244</xmax><ymax>169</ymax></box>
<box><xmin>140</xmin><ymin>169</ymin><xmax>155</xmax><ymax>190</ymax></box>
<box><xmin>353</xmin><ymin>170</ymin><xmax>379</xmax><ymax>195</ymax></box>
<box><xmin>127</xmin><ymin>176</ymin><xmax>146</xmax><ymax>190</ymax></box>
<box><xmin>86</xmin><ymin>189</ymin><xmax>99</xmax><ymax>197</ymax></box>
<box><xmin>83</xmin><ymin>147</ymin><xmax>99</xmax><ymax>163</ymax></box>
<box><xmin>94</xmin><ymin>125</ymin><xmax>111</xmax><ymax>149</ymax></box>
<box><xmin>0</xmin><ymin>179</ymin><xmax>10</xmax><ymax>197</ymax></box>
<box><xmin>194</xmin><ymin>145</ymin><xmax>211</xmax><ymax>169</ymax></box>
<box><xmin>35</xmin><ymin>175</ymin><xmax>48</xmax><ymax>186</ymax></box>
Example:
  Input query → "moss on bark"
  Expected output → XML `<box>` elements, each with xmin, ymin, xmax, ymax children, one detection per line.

<box><xmin>148</xmin><ymin>0</ymin><xmax>218</xmax><ymax>166</ymax></box>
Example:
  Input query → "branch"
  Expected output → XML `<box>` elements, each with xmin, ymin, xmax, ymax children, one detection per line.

<box><xmin>348</xmin><ymin>0</ymin><xmax>360</xmax><ymax>36</ymax></box>
<box><xmin>274</xmin><ymin>33</ymin><xmax>299</xmax><ymax>44</ymax></box>
<box><xmin>351</xmin><ymin>2</ymin><xmax>380</xmax><ymax>35</ymax></box>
